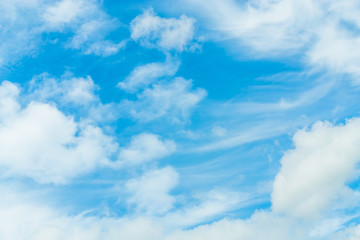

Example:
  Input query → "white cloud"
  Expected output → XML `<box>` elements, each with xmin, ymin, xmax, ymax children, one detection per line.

<box><xmin>348</xmin><ymin>225</ymin><xmax>360</xmax><ymax>240</ymax></box>
<box><xmin>181</xmin><ymin>0</ymin><xmax>360</xmax><ymax>80</ymax></box>
<box><xmin>195</xmin><ymin>120</ymin><xmax>294</xmax><ymax>152</ymax></box>
<box><xmin>272</xmin><ymin>118</ymin><xmax>360</xmax><ymax>218</ymax></box>
<box><xmin>118</xmin><ymin>57</ymin><xmax>180</xmax><ymax>93</ymax></box>
<box><xmin>310</xmin><ymin>216</ymin><xmax>354</xmax><ymax>238</ymax></box>
<box><xmin>68</xmin><ymin>18</ymin><xmax>125</xmax><ymax>56</ymax></box>
<box><xmin>307</xmin><ymin>24</ymin><xmax>360</xmax><ymax>79</ymax></box>
<box><xmin>0</xmin><ymin>81</ymin><xmax>118</xmax><ymax>184</ymax></box>
<box><xmin>118</xmin><ymin>133</ymin><xmax>176</xmax><ymax>167</ymax></box>
<box><xmin>84</xmin><ymin>40</ymin><xmax>127</xmax><ymax>57</ymax></box>
<box><xmin>182</xmin><ymin>0</ymin><xmax>317</xmax><ymax>56</ymax></box>
<box><xmin>29</xmin><ymin>73</ymin><xmax>98</xmax><ymax>106</ymax></box>
<box><xmin>1</xmin><ymin>184</ymin><xmax>357</xmax><ymax>240</ymax></box>
<box><xmin>0</xmin><ymin>81</ymin><xmax>20</xmax><ymax>119</ymax></box>
<box><xmin>0</xmin><ymin>193</ymin><xmax>313</xmax><ymax>240</ymax></box>
<box><xmin>0</xmin><ymin>77</ymin><xmax>180</xmax><ymax>183</ymax></box>
<box><xmin>220</xmin><ymin>78</ymin><xmax>335</xmax><ymax>115</ymax></box>
<box><xmin>42</xmin><ymin>0</ymin><xmax>87</xmax><ymax>28</ymax></box>
<box><xmin>165</xmin><ymin>211</ymin><xmax>311</xmax><ymax>240</ymax></box>
<box><xmin>123</xmin><ymin>77</ymin><xmax>207</xmax><ymax>123</ymax></box>
<box><xmin>1</xmin><ymin>155</ymin><xmax>360</xmax><ymax>240</ymax></box>
<box><xmin>130</xmin><ymin>9</ymin><xmax>198</xmax><ymax>52</ymax></box>
<box><xmin>165</xmin><ymin>189</ymin><xmax>246</xmax><ymax>228</ymax></box>
<box><xmin>28</xmin><ymin>73</ymin><xmax>120</xmax><ymax>123</ymax></box>
<box><xmin>0</xmin><ymin>185</ymin><xmax>165</xmax><ymax>240</ymax></box>
<box><xmin>0</xmin><ymin>0</ymin><xmax>123</xmax><ymax>65</ymax></box>
<box><xmin>44</xmin><ymin>0</ymin><xmax>125</xmax><ymax>56</ymax></box>
<box><xmin>125</xmin><ymin>167</ymin><xmax>179</xmax><ymax>215</ymax></box>
<box><xmin>0</xmin><ymin>0</ymin><xmax>44</xmax><ymax>66</ymax></box>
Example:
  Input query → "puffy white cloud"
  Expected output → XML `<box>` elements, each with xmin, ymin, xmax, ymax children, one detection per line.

<box><xmin>42</xmin><ymin>0</ymin><xmax>87</xmax><ymax>28</ymax></box>
<box><xmin>118</xmin><ymin>58</ymin><xmax>180</xmax><ymax>93</ymax></box>
<box><xmin>123</xmin><ymin>77</ymin><xmax>207</xmax><ymax>123</ymax></box>
<box><xmin>118</xmin><ymin>133</ymin><xmax>176</xmax><ymax>167</ymax></box>
<box><xmin>130</xmin><ymin>9</ymin><xmax>198</xmax><ymax>52</ymax></box>
<box><xmin>125</xmin><ymin>167</ymin><xmax>179</xmax><ymax>215</ymax></box>
<box><xmin>272</xmin><ymin>118</ymin><xmax>360</xmax><ymax>218</ymax></box>
<box><xmin>307</xmin><ymin>24</ymin><xmax>360</xmax><ymax>78</ymax></box>
<box><xmin>0</xmin><ymin>81</ymin><xmax>20</xmax><ymax>119</ymax></box>
<box><xmin>0</xmin><ymin>81</ymin><xmax>118</xmax><ymax>184</ymax></box>
<box><xmin>0</xmin><ymin>79</ymin><xmax>181</xmax><ymax>183</ymax></box>
<box><xmin>28</xmin><ymin>73</ymin><xmax>121</xmax><ymax>123</ymax></box>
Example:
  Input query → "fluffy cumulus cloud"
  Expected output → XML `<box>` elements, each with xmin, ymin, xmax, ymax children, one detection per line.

<box><xmin>27</xmin><ymin>73</ymin><xmax>121</xmax><ymax>123</ymax></box>
<box><xmin>0</xmin><ymin>81</ymin><xmax>20</xmax><ymax>118</ymax></box>
<box><xmin>125</xmin><ymin>167</ymin><xmax>179</xmax><ymax>215</ymax></box>
<box><xmin>130</xmin><ymin>9</ymin><xmax>199</xmax><ymax>52</ymax></box>
<box><xmin>123</xmin><ymin>77</ymin><xmax>207</xmax><ymax>123</ymax></box>
<box><xmin>272</xmin><ymin>119</ymin><xmax>360</xmax><ymax>218</ymax></box>
<box><xmin>118</xmin><ymin>133</ymin><xmax>176</xmax><ymax>166</ymax></box>
<box><xmin>0</xmin><ymin>79</ymin><xmax>177</xmax><ymax>184</ymax></box>
<box><xmin>0</xmin><ymin>81</ymin><xmax>118</xmax><ymax>184</ymax></box>
<box><xmin>42</xmin><ymin>0</ymin><xmax>88</xmax><ymax>28</ymax></box>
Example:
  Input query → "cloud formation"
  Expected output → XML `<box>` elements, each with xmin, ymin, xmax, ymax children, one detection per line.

<box><xmin>0</xmin><ymin>81</ymin><xmax>117</xmax><ymax>184</ymax></box>
<box><xmin>272</xmin><ymin>119</ymin><xmax>360</xmax><ymax>218</ymax></box>
<box><xmin>118</xmin><ymin>133</ymin><xmax>176</xmax><ymax>166</ymax></box>
<box><xmin>118</xmin><ymin>57</ymin><xmax>180</xmax><ymax>93</ymax></box>
<box><xmin>182</xmin><ymin>0</ymin><xmax>360</xmax><ymax>80</ymax></box>
<box><xmin>130</xmin><ymin>9</ymin><xmax>199</xmax><ymax>52</ymax></box>
<box><xmin>2</xmin><ymin>0</ymin><xmax>360</xmax><ymax>239</ymax></box>
<box><xmin>125</xmin><ymin>167</ymin><xmax>179</xmax><ymax>215</ymax></box>
<box><xmin>122</xmin><ymin>77</ymin><xmax>207</xmax><ymax>123</ymax></box>
<box><xmin>0</xmin><ymin>0</ymin><xmax>123</xmax><ymax>65</ymax></box>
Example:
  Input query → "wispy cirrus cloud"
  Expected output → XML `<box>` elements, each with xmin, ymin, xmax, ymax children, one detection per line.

<box><xmin>0</xmin><ymin>0</ymin><xmax>124</xmax><ymax>66</ymax></box>
<box><xmin>121</xmin><ymin>77</ymin><xmax>207</xmax><ymax>123</ymax></box>
<box><xmin>180</xmin><ymin>0</ymin><xmax>360</xmax><ymax>80</ymax></box>
<box><xmin>118</xmin><ymin>56</ymin><xmax>180</xmax><ymax>93</ymax></box>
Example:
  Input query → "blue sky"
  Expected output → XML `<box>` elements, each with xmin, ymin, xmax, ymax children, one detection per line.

<box><xmin>1</xmin><ymin>0</ymin><xmax>360</xmax><ymax>239</ymax></box>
